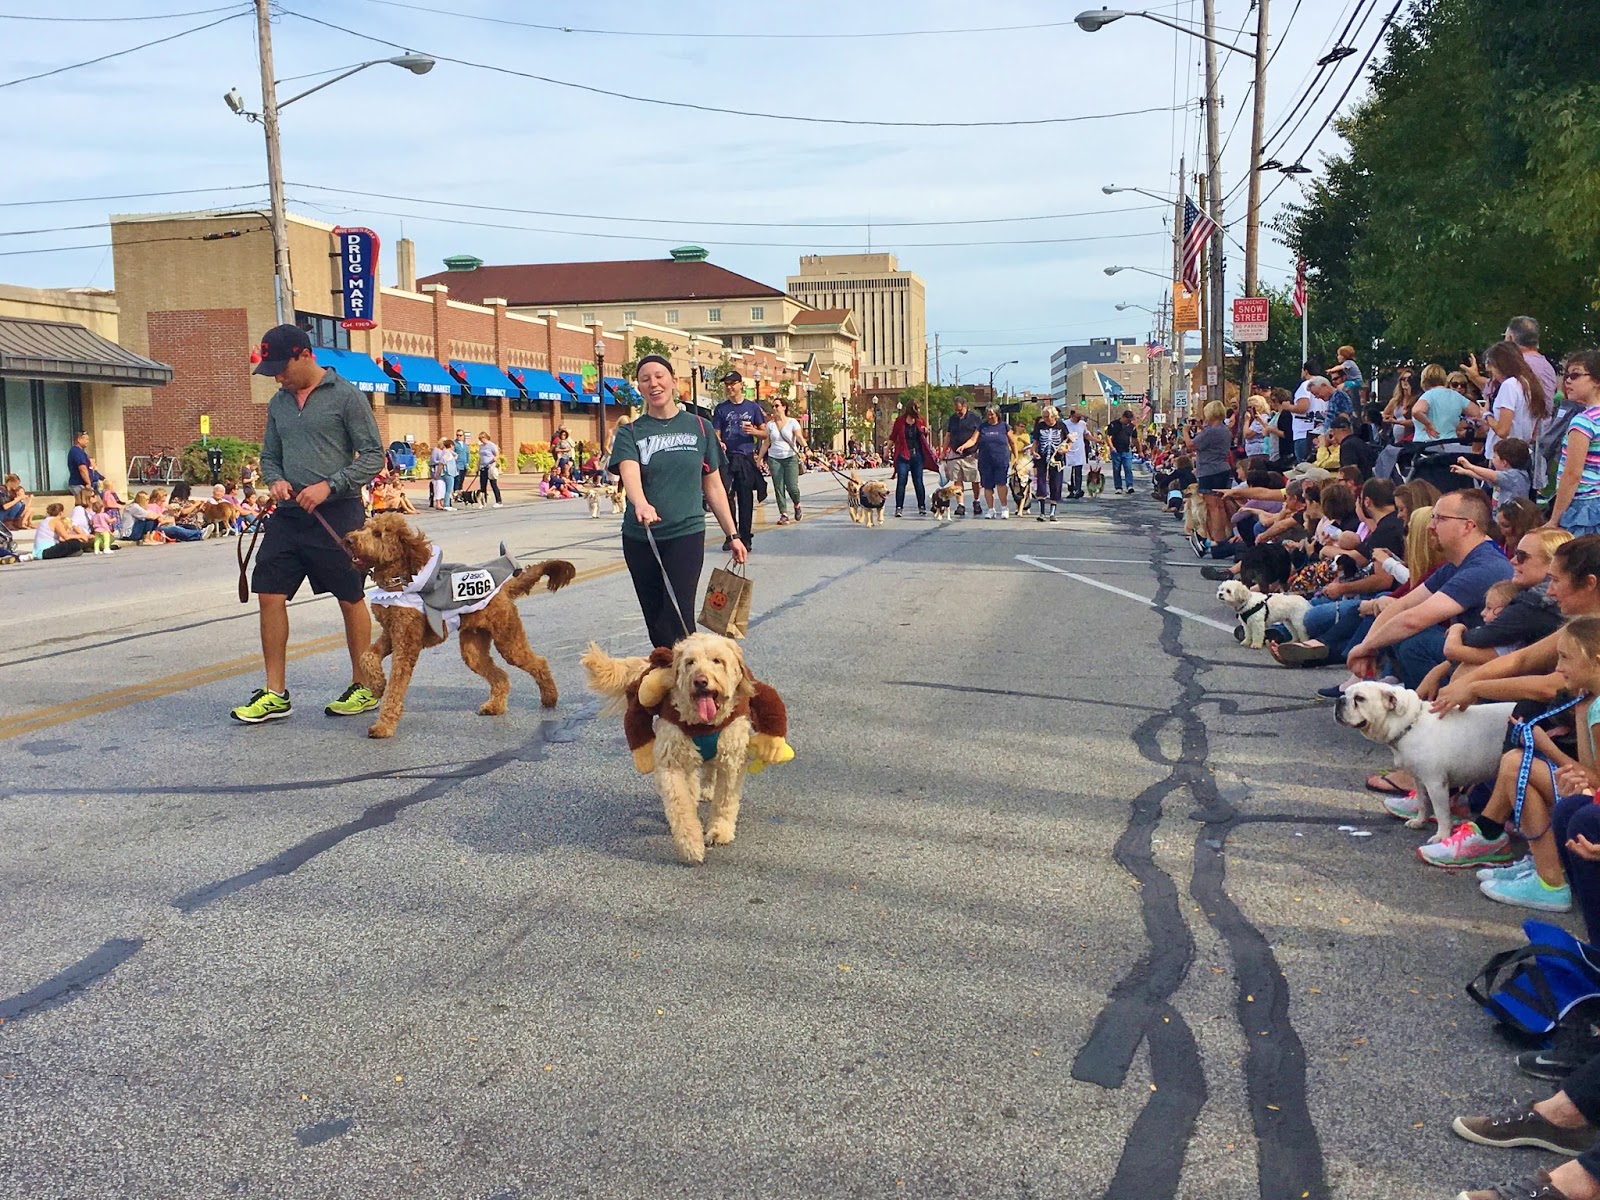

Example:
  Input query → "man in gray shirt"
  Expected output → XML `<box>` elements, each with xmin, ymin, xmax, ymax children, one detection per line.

<box><xmin>231</xmin><ymin>324</ymin><xmax>384</xmax><ymax>725</ymax></box>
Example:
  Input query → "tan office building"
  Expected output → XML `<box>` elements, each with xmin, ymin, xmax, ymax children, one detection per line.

<box><xmin>786</xmin><ymin>254</ymin><xmax>925</xmax><ymax>390</ymax></box>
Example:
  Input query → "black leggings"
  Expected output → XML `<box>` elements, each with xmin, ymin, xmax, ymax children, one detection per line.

<box><xmin>623</xmin><ymin>531</ymin><xmax>705</xmax><ymax>649</ymax></box>
<box><xmin>479</xmin><ymin>466</ymin><xmax>502</xmax><ymax>503</ymax></box>
<box><xmin>1035</xmin><ymin>464</ymin><xmax>1063</xmax><ymax>508</ymax></box>
<box><xmin>39</xmin><ymin>540</ymin><xmax>85</xmax><ymax>560</ymax></box>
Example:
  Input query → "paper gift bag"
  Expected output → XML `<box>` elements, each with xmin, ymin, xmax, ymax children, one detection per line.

<box><xmin>699</xmin><ymin>561</ymin><xmax>752</xmax><ymax>639</ymax></box>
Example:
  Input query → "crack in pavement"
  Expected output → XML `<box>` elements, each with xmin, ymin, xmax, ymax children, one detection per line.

<box><xmin>0</xmin><ymin>703</ymin><xmax>598</xmax><ymax>1027</ymax></box>
<box><xmin>1068</xmin><ymin>515</ymin><xmax>1329</xmax><ymax>1200</ymax></box>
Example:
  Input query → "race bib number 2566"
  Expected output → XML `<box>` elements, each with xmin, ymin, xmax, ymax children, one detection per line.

<box><xmin>449</xmin><ymin>569</ymin><xmax>495</xmax><ymax>604</ymax></box>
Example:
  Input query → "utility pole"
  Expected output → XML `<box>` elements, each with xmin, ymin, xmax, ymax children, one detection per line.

<box><xmin>255</xmin><ymin>0</ymin><xmax>292</xmax><ymax>325</ymax></box>
<box><xmin>1173</xmin><ymin>152</ymin><xmax>1185</xmax><ymax>420</ymax></box>
<box><xmin>1197</xmin><ymin>171</ymin><xmax>1210</xmax><ymax>400</ymax></box>
<box><xmin>1202</xmin><ymin>0</ymin><xmax>1226</xmax><ymax>408</ymax></box>
<box><xmin>1241</xmin><ymin>0</ymin><xmax>1271</xmax><ymax>397</ymax></box>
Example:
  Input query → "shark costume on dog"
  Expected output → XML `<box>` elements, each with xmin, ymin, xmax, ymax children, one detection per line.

<box><xmin>369</xmin><ymin>542</ymin><xmax>524</xmax><ymax>638</ymax></box>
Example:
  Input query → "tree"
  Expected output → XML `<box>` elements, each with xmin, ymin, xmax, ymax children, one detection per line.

<box><xmin>808</xmin><ymin>378</ymin><xmax>840</xmax><ymax>449</ymax></box>
<box><xmin>845</xmin><ymin>389</ymin><xmax>876</xmax><ymax>448</ymax></box>
<box><xmin>623</xmin><ymin>335</ymin><xmax>674</xmax><ymax>380</ymax></box>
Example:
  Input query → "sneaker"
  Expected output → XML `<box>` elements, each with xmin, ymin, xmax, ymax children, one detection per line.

<box><xmin>955</xmin><ymin>504</ymin><xmax>966</xmax><ymax>517</ymax></box>
<box><xmin>492</xmin><ymin>501</ymin><xmax>503</xmax><ymax>508</ymax></box>
<box><xmin>1000</xmin><ymin>508</ymin><xmax>1010</xmax><ymax>520</ymax></box>
<box><xmin>1200</xmin><ymin>564</ymin><xmax>1235</xmax><ymax>581</ymax></box>
<box><xmin>984</xmin><ymin>509</ymin><xmax>995</xmax><ymax>520</ymax></box>
<box><xmin>1037</xmin><ymin>515</ymin><xmax>1046</xmax><ymax>522</ymax></box>
<box><xmin>324</xmin><ymin>682</ymin><xmax>379</xmax><ymax>717</ymax></box>
<box><xmin>894</xmin><ymin>509</ymin><xmax>903</xmax><ymax>518</ymax></box>
<box><xmin>1452</xmin><ymin>1105</ymin><xmax>1596</xmax><ymax>1155</ymax></box>
<box><xmin>793</xmin><ymin>504</ymin><xmax>802</xmax><ymax>521</ymax></box>
<box><xmin>1519</xmin><ymin>1048</ymin><xmax>1587</xmax><ymax>1083</ymax></box>
<box><xmin>1418</xmin><ymin>821</ymin><xmax>1515</xmax><ymax>869</ymax></box>
<box><xmin>1478</xmin><ymin>856</ymin><xmax>1536</xmax><ymax>884</ymax></box>
<box><xmin>1262</xmin><ymin>623</ymin><xmax>1293</xmax><ymax>645</ymax></box>
<box><xmin>1187</xmin><ymin>531</ymin><xmax>1208</xmax><ymax>558</ymax></box>
<box><xmin>1316</xmin><ymin>683</ymin><xmax>1346</xmax><ymax>700</ymax></box>
<box><xmin>777</xmin><ymin>515</ymin><xmax>791</xmax><ymax>525</ymax></box>
<box><xmin>1381</xmin><ymin>790</ymin><xmax>1424</xmax><ymax>820</ymax></box>
<box><xmin>1049</xmin><ymin>513</ymin><xmax>1059</xmax><ymax>523</ymax></box>
<box><xmin>974</xmin><ymin>502</ymin><xmax>984</xmax><ymax>516</ymax></box>
<box><xmin>918</xmin><ymin>508</ymin><xmax>926</xmax><ymax>517</ymax></box>
<box><xmin>1480</xmin><ymin>869</ymin><xmax>1573</xmax><ymax>913</ymax></box>
<box><xmin>230</xmin><ymin>688</ymin><xmax>291</xmax><ymax>724</ymax></box>
<box><xmin>1454</xmin><ymin>1173</ymin><xmax>1578</xmax><ymax>1200</ymax></box>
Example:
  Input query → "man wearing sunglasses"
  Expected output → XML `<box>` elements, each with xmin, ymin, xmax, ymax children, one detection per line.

<box><xmin>1344</xmin><ymin>488</ymin><xmax>1512</xmax><ymax>688</ymax></box>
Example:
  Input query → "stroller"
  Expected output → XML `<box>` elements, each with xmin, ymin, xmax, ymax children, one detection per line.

<box><xmin>1376</xmin><ymin>437</ymin><xmax>1488</xmax><ymax>493</ymax></box>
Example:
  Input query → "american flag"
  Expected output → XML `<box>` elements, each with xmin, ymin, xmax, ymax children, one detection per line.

<box><xmin>1291</xmin><ymin>257</ymin><xmax>1308</xmax><ymax>317</ymax></box>
<box><xmin>1180</xmin><ymin>197</ymin><xmax>1218</xmax><ymax>294</ymax></box>
<box><xmin>1146</xmin><ymin>339</ymin><xmax>1167</xmax><ymax>358</ymax></box>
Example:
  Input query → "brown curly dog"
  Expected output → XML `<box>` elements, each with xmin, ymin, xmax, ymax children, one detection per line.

<box><xmin>345</xmin><ymin>514</ymin><xmax>576</xmax><ymax>738</ymax></box>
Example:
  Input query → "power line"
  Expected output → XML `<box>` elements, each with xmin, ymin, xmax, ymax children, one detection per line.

<box><xmin>278</xmin><ymin>9</ymin><xmax>1189</xmax><ymax>129</ymax></box>
<box><xmin>346</xmin><ymin>0</ymin><xmax>1082</xmax><ymax>40</ymax></box>
<box><xmin>0</xmin><ymin>2</ymin><xmax>245</xmax><ymax>19</ymax></box>
<box><xmin>0</xmin><ymin>9</ymin><xmax>249</xmax><ymax>89</ymax></box>
<box><xmin>283</xmin><ymin>183</ymin><xmax>1163</xmax><ymax>230</ymax></box>
<box><xmin>283</xmin><ymin>196</ymin><xmax>1168</xmax><ymax>250</ymax></box>
<box><xmin>0</xmin><ymin>226</ymin><xmax>269</xmax><ymax>258</ymax></box>
<box><xmin>0</xmin><ymin>184</ymin><xmax>264</xmax><ymax>208</ymax></box>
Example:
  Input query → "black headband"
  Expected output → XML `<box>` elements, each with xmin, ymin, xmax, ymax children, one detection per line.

<box><xmin>634</xmin><ymin>354</ymin><xmax>675</xmax><ymax>378</ymax></box>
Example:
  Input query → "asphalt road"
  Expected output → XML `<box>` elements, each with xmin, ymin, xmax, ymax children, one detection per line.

<box><xmin>0</xmin><ymin>471</ymin><xmax>1557</xmax><ymax>1199</ymax></box>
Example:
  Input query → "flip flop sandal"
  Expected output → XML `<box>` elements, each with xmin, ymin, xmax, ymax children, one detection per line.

<box><xmin>1273</xmin><ymin>641</ymin><xmax>1329</xmax><ymax>666</ymax></box>
<box><xmin>1366</xmin><ymin>770</ymin><xmax>1410</xmax><ymax>796</ymax></box>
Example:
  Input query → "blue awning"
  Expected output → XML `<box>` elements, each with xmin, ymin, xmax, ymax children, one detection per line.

<box><xmin>449</xmin><ymin>359</ymin><xmax>518</xmax><ymax>398</ymax></box>
<box><xmin>604</xmin><ymin>378</ymin><xmax>640</xmax><ymax>405</ymax></box>
<box><xmin>314</xmin><ymin>347</ymin><xmax>393</xmax><ymax>394</ymax></box>
<box><xmin>559</xmin><ymin>372</ymin><xmax>600</xmax><ymax>405</ymax></box>
<box><xmin>507</xmin><ymin>366</ymin><xmax>565</xmax><ymax>401</ymax></box>
<box><xmin>382</xmin><ymin>352</ymin><xmax>460</xmax><ymax>395</ymax></box>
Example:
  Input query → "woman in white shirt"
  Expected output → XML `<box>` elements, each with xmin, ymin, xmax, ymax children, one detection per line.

<box><xmin>1482</xmin><ymin>340</ymin><xmax>1549</xmax><ymax>463</ymax></box>
<box><xmin>762</xmin><ymin>397</ymin><xmax>808</xmax><ymax>524</ymax></box>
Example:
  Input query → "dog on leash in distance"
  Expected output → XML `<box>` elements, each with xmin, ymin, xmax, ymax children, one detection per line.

<box><xmin>345</xmin><ymin>514</ymin><xmax>575</xmax><ymax>738</ymax></box>
<box><xmin>581</xmin><ymin>633</ymin><xmax>793</xmax><ymax>865</ymax></box>
<box><xmin>1008</xmin><ymin>457</ymin><xmax>1034</xmax><ymax>516</ymax></box>
<box><xmin>1216</xmin><ymin>578</ymin><xmax>1310</xmax><ymax>649</ymax></box>
<box><xmin>929</xmin><ymin>480</ymin><xmax>962</xmax><ymax>523</ymax></box>
<box><xmin>1335</xmin><ymin>681</ymin><xmax>1516</xmax><ymax>841</ymax></box>
<box><xmin>580</xmin><ymin>485</ymin><xmax>606</xmax><ymax>518</ymax></box>
<box><xmin>1182</xmin><ymin>483</ymin><xmax>1210</xmax><ymax>555</ymax></box>
<box><xmin>1085</xmin><ymin>464</ymin><xmax>1105</xmax><ymax>498</ymax></box>
<box><xmin>846</xmin><ymin>473</ymin><xmax>889</xmax><ymax>528</ymax></box>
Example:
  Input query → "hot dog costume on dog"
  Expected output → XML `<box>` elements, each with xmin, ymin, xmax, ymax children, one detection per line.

<box><xmin>621</xmin><ymin>647</ymin><xmax>795</xmax><ymax>775</ymax></box>
<box><xmin>369</xmin><ymin>542</ymin><xmax>521</xmax><ymax>638</ymax></box>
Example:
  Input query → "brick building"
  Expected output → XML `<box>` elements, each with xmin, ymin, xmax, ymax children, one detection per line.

<box><xmin>108</xmin><ymin>210</ymin><xmax>818</xmax><ymax>460</ymax></box>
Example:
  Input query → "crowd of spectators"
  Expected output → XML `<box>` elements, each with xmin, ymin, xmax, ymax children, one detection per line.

<box><xmin>1166</xmin><ymin>316</ymin><xmax>1600</xmax><ymax>1199</ymax></box>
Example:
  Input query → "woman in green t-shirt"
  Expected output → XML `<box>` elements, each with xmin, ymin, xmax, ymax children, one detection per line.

<box><xmin>609</xmin><ymin>355</ymin><xmax>747</xmax><ymax>648</ymax></box>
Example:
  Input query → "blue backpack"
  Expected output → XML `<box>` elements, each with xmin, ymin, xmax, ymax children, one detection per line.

<box><xmin>1468</xmin><ymin>919</ymin><xmax>1600</xmax><ymax>1037</ymax></box>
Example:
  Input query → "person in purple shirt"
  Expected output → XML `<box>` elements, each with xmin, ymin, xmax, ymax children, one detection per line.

<box><xmin>712</xmin><ymin>371</ymin><xmax>768</xmax><ymax>553</ymax></box>
<box><xmin>1463</xmin><ymin>314</ymin><xmax>1560</xmax><ymax>421</ymax></box>
<box><xmin>1345</xmin><ymin>488</ymin><xmax>1512</xmax><ymax>689</ymax></box>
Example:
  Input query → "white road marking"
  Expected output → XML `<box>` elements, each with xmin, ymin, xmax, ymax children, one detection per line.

<box><xmin>1015</xmin><ymin>555</ymin><xmax>1236</xmax><ymax>634</ymax></box>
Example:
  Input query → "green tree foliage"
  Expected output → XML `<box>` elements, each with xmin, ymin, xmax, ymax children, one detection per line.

<box><xmin>1273</xmin><ymin>0</ymin><xmax>1600</xmax><ymax>362</ymax></box>
<box><xmin>622</xmin><ymin>335</ymin><xmax>675</xmax><ymax>380</ymax></box>
<box><xmin>178</xmin><ymin>436</ymin><xmax>259</xmax><ymax>485</ymax></box>
<box><xmin>808</xmin><ymin>378</ymin><xmax>840</xmax><ymax>448</ymax></box>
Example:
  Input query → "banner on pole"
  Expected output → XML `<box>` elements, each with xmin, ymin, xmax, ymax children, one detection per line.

<box><xmin>334</xmin><ymin>227</ymin><xmax>379</xmax><ymax>331</ymax></box>
<box><xmin>1173</xmin><ymin>283</ymin><xmax>1199</xmax><ymax>333</ymax></box>
<box><xmin>1232</xmin><ymin>297</ymin><xmax>1270</xmax><ymax>343</ymax></box>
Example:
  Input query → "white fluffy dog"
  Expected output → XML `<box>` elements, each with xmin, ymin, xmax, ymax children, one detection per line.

<box><xmin>1335</xmin><ymin>681</ymin><xmax>1516</xmax><ymax>841</ymax></box>
<box><xmin>1216</xmin><ymin>578</ymin><xmax>1311</xmax><ymax>649</ymax></box>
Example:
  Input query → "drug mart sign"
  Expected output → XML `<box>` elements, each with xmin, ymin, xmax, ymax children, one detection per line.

<box><xmin>335</xmin><ymin>227</ymin><xmax>380</xmax><ymax>331</ymax></box>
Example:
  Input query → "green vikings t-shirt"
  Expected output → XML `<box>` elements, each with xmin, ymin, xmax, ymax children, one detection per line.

<box><xmin>608</xmin><ymin>409</ymin><xmax>724</xmax><ymax>542</ymax></box>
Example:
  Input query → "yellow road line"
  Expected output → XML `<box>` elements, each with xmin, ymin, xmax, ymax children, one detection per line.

<box><xmin>1</xmin><ymin>558</ymin><xmax>630</xmax><ymax>742</ymax></box>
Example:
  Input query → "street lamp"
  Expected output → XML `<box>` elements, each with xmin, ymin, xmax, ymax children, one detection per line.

<box><xmin>1073</xmin><ymin>8</ymin><xmax>1255</xmax><ymax>56</ymax></box>
<box><xmin>228</xmin><ymin>1</ymin><xmax>434</xmax><ymax>323</ymax></box>
<box><xmin>1104</xmin><ymin>266</ymin><xmax>1168</xmax><ymax>280</ymax></box>
<box><xmin>595</xmin><ymin>339</ymin><xmax>606</xmax><ymax>406</ymax></box>
<box><xmin>1102</xmin><ymin>183</ymin><xmax>1173</xmax><ymax>204</ymax></box>
<box><xmin>1116</xmin><ymin>302</ymin><xmax>1157</xmax><ymax>314</ymax></box>
<box><xmin>987</xmin><ymin>359</ymin><xmax>1018</xmax><ymax>405</ymax></box>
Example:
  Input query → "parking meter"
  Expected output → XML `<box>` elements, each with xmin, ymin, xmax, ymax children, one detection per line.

<box><xmin>207</xmin><ymin>447</ymin><xmax>225</xmax><ymax>484</ymax></box>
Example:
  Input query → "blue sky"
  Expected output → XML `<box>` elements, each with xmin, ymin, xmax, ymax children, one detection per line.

<box><xmin>2</xmin><ymin>0</ymin><xmax>1386</xmax><ymax>393</ymax></box>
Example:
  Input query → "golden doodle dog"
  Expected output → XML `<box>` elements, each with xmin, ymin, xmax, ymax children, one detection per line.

<box><xmin>846</xmin><ymin>473</ymin><xmax>889</xmax><ymax>528</ymax></box>
<box><xmin>582</xmin><ymin>633</ymin><xmax>793</xmax><ymax>865</ymax></box>
<box><xmin>345</xmin><ymin>513</ymin><xmax>576</xmax><ymax>738</ymax></box>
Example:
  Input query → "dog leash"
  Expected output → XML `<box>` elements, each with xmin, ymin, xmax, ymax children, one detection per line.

<box><xmin>1511</xmin><ymin>694</ymin><xmax>1585</xmax><ymax>839</ymax></box>
<box><xmin>644</xmin><ymin>524</ymin><xmax>696</xmax><ymax>641</ymax></box>
<box><xmin>235</xmin><ymin>489</ymin><xmax>364</xmax><ymax>604</ymax></box>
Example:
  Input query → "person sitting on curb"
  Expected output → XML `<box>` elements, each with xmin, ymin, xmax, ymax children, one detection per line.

<box><xmin>2</xmin><ymin>473</ymin><xmax>34</xmax><ymax>530</ymax></box>
<box><xmin>31</xmin><ymin>502</ymin><xmax>90</xmax><ymax>560</ymax></box>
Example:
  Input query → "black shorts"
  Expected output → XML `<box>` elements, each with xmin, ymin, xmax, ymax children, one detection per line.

<box><xmin>251</xmin><ymin>496</ymin><xmax>367</xmax><ymax>603</ymax></box>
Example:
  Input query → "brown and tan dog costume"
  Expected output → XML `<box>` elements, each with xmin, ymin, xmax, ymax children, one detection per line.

<box><xmin>621</xmin><ymin>646</ymin><xmax>793</xmax><ymax>775</ymax></box>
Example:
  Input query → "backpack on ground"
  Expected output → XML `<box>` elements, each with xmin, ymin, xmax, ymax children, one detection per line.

<box><xmin>1468</xmin><ymin>918</ymin><xmax>1600</xmax><ymax>1038</ymax></box>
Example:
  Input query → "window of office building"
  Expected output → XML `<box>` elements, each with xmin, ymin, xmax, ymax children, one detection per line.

<box><xmin>623</xmin><ymin>310</ymin><xmax>637</xmax><ymax>324</ymax></box>
<box><xmin>741</xmin><ymin>335</ymin><xmax>754</xmax><ymax>349</ymax></box>
<box><xmin>664</xmin><ymin>309</ymin><xmax>679</xmax><ymax>325</ymax></box>
<box><xmin>750</xmin><ymin>306</ymin><xmax>764</xmax><ymax>322</ymax></box>
<box><xmin>0</xmin><ymin>377</ymin><xmax>82</xmax><ymax>493</ymax></box>
<box><xmin>762</xmin><ymin>333</ymin><xmax>776</xmax><ymax>348</ymax></box>
<box><xmin>294</xmin><ymin>311</ymin><xmax>350</xmax><ymax>350</ymax></box>
<box><xmin>582</xmin><ymin>312</ymin><xmax>597</xmax><ymax>326</ymax></box>
<box><xmin>707</xmin><ymin>308</ymin><xmax>721</xmax><ymax>323</ymax></box>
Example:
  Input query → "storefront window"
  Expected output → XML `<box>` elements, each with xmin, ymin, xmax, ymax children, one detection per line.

<box><xmin>295</xmin><ymin>311</ymin><xmax>350</xmax><ymax>350</ymax></box>
<box><xmin>0</xmin><ymin>378</ymin><xmax>83</xmax><ymax>492</ymax></box>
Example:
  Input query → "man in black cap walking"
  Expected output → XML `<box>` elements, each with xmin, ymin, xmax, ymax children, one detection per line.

<box><xmin>712</xmin><ymin>370</ymin><xmax>768</xmax><ymax>552</ymax></box>
<box><xmin>230</xmin><ymin>324</ymin><xmax>385</xmax><ymax>724</ymax></box>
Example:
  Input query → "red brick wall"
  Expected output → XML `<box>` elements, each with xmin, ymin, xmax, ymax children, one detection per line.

<box><xmin>126</xmin><ymin>308</ymin><xmax>255</xmax><ymax>452</ymax></box>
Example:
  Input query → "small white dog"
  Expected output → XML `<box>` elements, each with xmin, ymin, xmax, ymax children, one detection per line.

<box><xmin>1216</xmin><ymin>578</ymin><xmax>1311</xmax><ymax>649</ymax></box>
<box><xmin>1335</xmin><ymin>681</ymin><xmax>1516</xmax><ymax>841</ymax></box>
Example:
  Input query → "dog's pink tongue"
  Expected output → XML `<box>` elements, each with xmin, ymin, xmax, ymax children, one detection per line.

<box><xmin>696</xmin><ymin>694</ymin><xmax>718</xmax><ymax>723</ymax></box>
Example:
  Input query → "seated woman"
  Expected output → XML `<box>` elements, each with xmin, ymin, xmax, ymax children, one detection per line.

<box><xmin>2</xmin><ymin>473</ymin><xmax>35</xmax><ymax>530</ymax></box>
<box><xmin>150</xmin><ymin>486</ymin><xmax>206</xmax><ymax>542</ymax></box>
<box><xmin>121</xmin><ymin>491</ymin><xmax>159</xmax><ymax>542</ymax></box>
<box><xmin>540</xmin><ymin>473</ymin><xmax>577</xmax><ymax>499</ymax></box>
<box><xmin>31</xmin><ymin>502</ymin><xmax>89</xmax><ymax>560</ymax></box>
